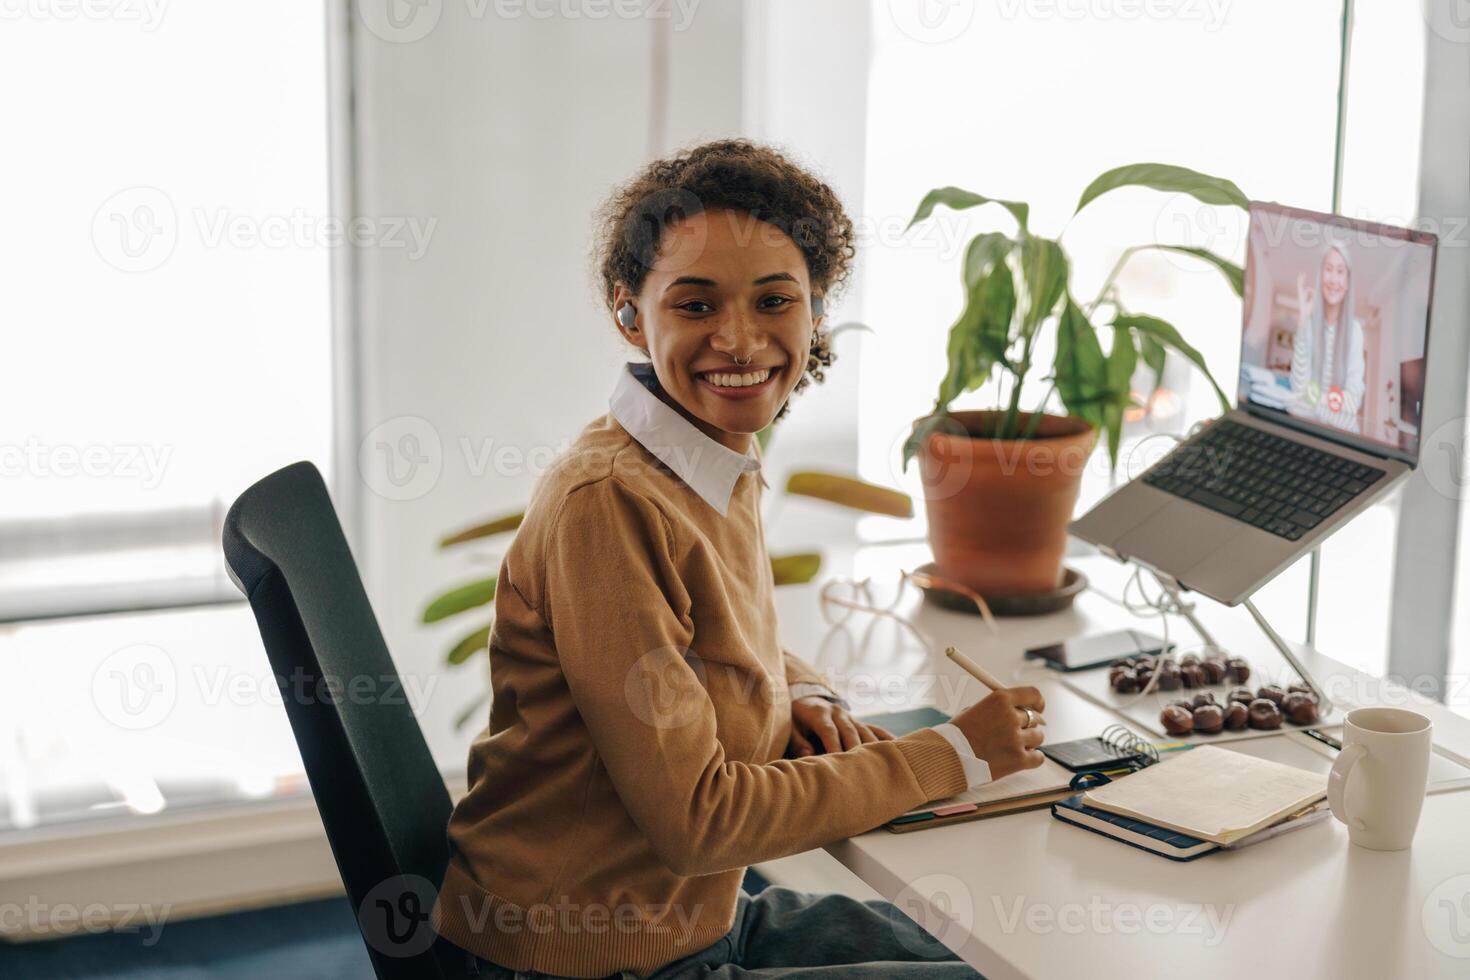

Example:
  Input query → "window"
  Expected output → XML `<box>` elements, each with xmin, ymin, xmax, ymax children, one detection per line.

<box><xmin>0</xmin><ymin>4</ymin><xmax>335</xmax><ymax>623</ymax></box>
<box><xmin>1</xmin><ymin>3</ymin><xmax>334</xmax><ymax>829</ymax></box>
<box><xmin>855</xmin><ymin>1</ymin><xmax>1424</xmax><ymax>681</ymax></box>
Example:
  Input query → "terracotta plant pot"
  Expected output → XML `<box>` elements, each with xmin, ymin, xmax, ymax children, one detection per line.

<box><xmin>915</xmin><ymin>410</ymin><xmax>1097</xmax><ymax>598</ymax></box>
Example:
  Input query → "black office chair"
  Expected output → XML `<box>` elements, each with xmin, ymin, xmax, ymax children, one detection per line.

<box><xmin>223</xmin><ymin>461</ymin><xmax>469</xmax><ymax>980</ymax></box>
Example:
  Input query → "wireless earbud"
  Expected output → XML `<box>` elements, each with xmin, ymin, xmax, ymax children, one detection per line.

<box><xmin>617</xmin><ymin>303</ymin><xmax>637</xmax><ymax>329</ymax></box>
<box><xmin>812</xmin><ymin>295</ymin><xmax>824</xmax><ymax>318</ymax></box>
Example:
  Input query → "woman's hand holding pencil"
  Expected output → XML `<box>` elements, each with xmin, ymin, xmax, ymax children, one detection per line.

<box><xmin>945</xmin><ymin>646</ymin><xmax>1048</xmax><ymax>781</ymax></box>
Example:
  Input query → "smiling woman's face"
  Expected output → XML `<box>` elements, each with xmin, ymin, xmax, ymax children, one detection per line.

<box><xmin>612</xmin><ymin>208</ymin><xmax>820</xmax><ymax>450</ymax></box>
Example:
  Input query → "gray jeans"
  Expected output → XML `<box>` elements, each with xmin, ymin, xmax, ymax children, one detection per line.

<box><xmin>465</xmin><ymin>886</ymin><xmax>982</xmax><ymax>979</ymax></box>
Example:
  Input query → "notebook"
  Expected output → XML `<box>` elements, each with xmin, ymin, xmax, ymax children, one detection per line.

<box><xmin>1080</xmin><ymin>744</ymin><xmax>1327</xmax><ymax>845</ymax></box>
<box><xmin>1053</xmin><ymin>794</ymin><xmax>1329</xmax><ymax>860</ymax></box>
<box><xmin>1052</xmin><ymin>795</ymin><xmax>1220</xmax><ymax>861</ymax></box>
<box><xmin>859</xmin><ymin>708</ymin><xmax>1078</xmax><ymax>833</ymax></box>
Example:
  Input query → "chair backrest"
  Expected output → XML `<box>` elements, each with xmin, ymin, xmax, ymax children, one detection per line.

<box><xmin>223</xmin><ymin>461</ymin><xmax>461</xmax><ymax>980</ymax></box>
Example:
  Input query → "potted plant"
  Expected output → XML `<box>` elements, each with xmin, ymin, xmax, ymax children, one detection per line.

<box><xmin>901</xmin><ymin>164</ymin><xmax>1246</xmax><ymax>598</ymax></box>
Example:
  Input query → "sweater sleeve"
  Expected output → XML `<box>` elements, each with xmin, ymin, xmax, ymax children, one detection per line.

<box><xmin>542</xmin><ymin>479</ymin><xmax>968</xmax><ymax>876</ymax></box>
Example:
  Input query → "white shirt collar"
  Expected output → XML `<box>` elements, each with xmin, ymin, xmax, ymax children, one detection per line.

<box><xmin>609</xmin><ymin>362</ymin><xmax>767</xmax><ymax>516</ymax></box>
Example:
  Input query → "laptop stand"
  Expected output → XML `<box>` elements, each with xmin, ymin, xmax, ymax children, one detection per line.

<box><xmin>1144</xmin><ymin>569</ymin><xmax>1335</xmax><ymax>713</ymax></box>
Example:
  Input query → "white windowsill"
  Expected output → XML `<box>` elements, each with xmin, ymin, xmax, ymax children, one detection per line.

<box><xmin>0</xmin><ymin>770</ymin><xmax>469</xmax><ymax>942</ymax></box>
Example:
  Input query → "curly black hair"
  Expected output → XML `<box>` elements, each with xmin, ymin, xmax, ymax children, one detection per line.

<box><xmin>593</xmin><ymin>138</ymin><xmax>856</xmax><ymax>412</ymax></box>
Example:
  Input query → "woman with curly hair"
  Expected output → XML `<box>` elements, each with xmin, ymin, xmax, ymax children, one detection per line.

<box><xmin>431</xmin><ymin>138</ymin><xmax>1043</xmax><ymax>979</ymax></box>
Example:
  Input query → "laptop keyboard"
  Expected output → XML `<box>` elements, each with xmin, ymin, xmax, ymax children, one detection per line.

<box><xmin>1142</xmin><ymin>419</ymin><xmax>1386</xmax><ymax>541</ymax></box>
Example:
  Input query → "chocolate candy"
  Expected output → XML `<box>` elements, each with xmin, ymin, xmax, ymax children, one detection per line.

<box><xmin>1227</xmin><ymin>687</ymin><xmax>1255</xmax><ymax>705</ymax></box>
<box><xmin>1287</xmin><ymin>682</ymin><xmax>1313</xmax><ymax>696</ymax></box>
<box><xmin>1161</xmin><ymin>704</ymin><xmax>1194</xmax><ymax>735</ymax></box>
<box><xmin>1156</xmin><ymin>663</ymin><xmax>1182</xmax><ymax>691</ymax></box>
<box><xmin>1248</xmin><ymin>698</ymin><xmax>1283</xmax><ymax>729</ymax></box>
<box><xmin>1180</xmin><ymin>664</ymin><xmax>1205</xmax><ymax>689</ymax></box>
<box><xmin>1282</xmin><ymin>692</ymin><xmax>1319</xmax><ymax>725</ymax></box>
<box><xmin>1192</xmin><ymin>704</ymin><xmax>1225</xmax><ymax>734</ymax></box>
<box><xmin>1200</xmin><ymin>658</ymin><xmax>1228</xmax><ymax>685</ymax></box>
<box><xmin>1257</xmin><ymin>685</ymin><xmax>1287</xmax><ymax>706</ymax></box>
<box><xmin>1224</xmin><ymin>702</ymin><xmax>1249</xmax><ymax>730</ymax></box>
<box><xmin>1113</xmin><ymin>672</ymin><xmax>1141</xmax><ymax>694</ymax></box>
<box><xmin>1191</xmin><ymin>692</ymin><xmax>1218</xmax><ymax>709</ymax></box>
<box><xmin>1226</xmin><ymin>658</ymin><xmax>1251</xmax><ymax>684</ymax></box>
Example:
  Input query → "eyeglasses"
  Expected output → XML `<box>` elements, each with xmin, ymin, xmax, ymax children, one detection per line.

<box><xmin>818</xmin><ymin>568</ymin><xmax>999</xmax><ymax>652</ymax></box>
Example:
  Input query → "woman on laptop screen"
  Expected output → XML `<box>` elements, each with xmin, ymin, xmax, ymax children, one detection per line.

<box><xmin>1287</xmin><ymin>239</ymin><xmax>1365</xmax><ymax>433</ymax></box>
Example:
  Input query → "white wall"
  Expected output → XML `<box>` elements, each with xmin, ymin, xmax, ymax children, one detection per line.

<box><xmin>349</xmin><ymin>0</ymin><xmax>870</xmax><ymax>765</ymax></box>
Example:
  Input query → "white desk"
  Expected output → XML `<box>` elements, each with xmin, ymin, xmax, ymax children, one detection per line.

<box><xmin>773</xmin><ymin>544</ymin><xmax>1470</xmax><ymax>980</ymax></box>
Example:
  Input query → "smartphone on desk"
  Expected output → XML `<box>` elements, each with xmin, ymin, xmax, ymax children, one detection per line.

<box><xmin>1024</xmin><ymin>628</ymin><xmax>1172</xmax><ymax>672</ymax></box>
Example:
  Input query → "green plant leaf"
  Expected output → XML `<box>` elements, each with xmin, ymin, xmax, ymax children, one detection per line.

<box><xmin>901</xmin><ymin>413</ymin><xmax>948</xmax><ymax>471</ymax></box>
<box><xmin>1140</xmin><ymin>245</ymin><xmax>1244</xmax><ymax>296</ymax></box>
<box><xmin>962</xmin><ymin>232</ymin><xmax>1014</xmax><ymax>288</ymax></box>
<box><xmin>1052</xmin><ymin>299</ymin><xmax>1107</xmax><ymax>429</ymax></box>
<box><xmin>771</xmin><ymin>552</ymin><xmax>822</xmax><ymax>585</ymax></box>
<box><xmin>447</xmin><ymin>623</ymin><xmax>492</xmax><ymax>665</ymax></box>
<box><xmin>935</xmin><ymin>236</ymin><xmax>1016</xmax><ymax>410</ymax></box>
<box><xmin>439</xmin><ymin>512</ymin><xmax>524</xmax><ymax>548</ymax></box>
<box><xmin>1114</xmin><ymin>313</ymin><xmax>1231</xmax><ymax>412</ymax></box>
<box><xmin>908</xmin><ymin>187</ymin><xmax>1029</xmax><ymax>232</ymax></box>
<box><xmin>1140</xmin><ymin>333</ymin><xmax>1167</xmax><ymax>391</ymax></box>
<box><xmin>423</xmin><ymin>577</ymin><xmax>498</xmax><ymax>623</ymax></box>
<box><xmin>1019</xmin><ymin>237</ymin><xmax>1068</xmax><ymax>337</ymax></box>
<box><xmin>1074</xmin><ymin>163</ymin><xmax>1248</xmax><ymax>215</ymax></box>
<box><xmin>785</xmin><ymin>471</ymin><xmax>913</xmax><ymax>518</ymax></box>
<box><xmin>973</xmin><ymin>254</ymin><xmax>1017</xmax><ymax>366</ymax></box>
<box><xmin>1103</xmin><ymin>325</ymin><xmax>1139</xmax><ymax>468</ymax></box>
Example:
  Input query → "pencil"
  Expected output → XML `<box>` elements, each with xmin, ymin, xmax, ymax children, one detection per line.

<box><xmin>944</xmin><ymin>646</ymin><xmax>1046</xmax><ymax>725</ymax></box>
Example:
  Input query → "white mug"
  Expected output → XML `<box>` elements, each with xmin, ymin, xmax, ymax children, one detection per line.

<box><xmin>1327</xmin><ymin>707</ymin><xmax>1432</xmax><ymax>850</ymax></box>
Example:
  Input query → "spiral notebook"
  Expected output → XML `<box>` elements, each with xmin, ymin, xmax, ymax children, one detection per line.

<box><xmin>862</xmin><ymin>711</ymin><xmax>1159</xmax><ymax>833</ymax></box>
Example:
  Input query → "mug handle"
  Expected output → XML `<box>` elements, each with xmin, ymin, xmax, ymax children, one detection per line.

<box><xmin>1328</xmin><ymin>742</ymin><xmax>1368</xmax><ymax>831</ymax></box>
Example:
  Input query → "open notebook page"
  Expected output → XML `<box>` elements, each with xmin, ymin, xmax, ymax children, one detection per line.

<box><xmin>904</xmin><ymin>757</ymin><xmax>1074</xmax><ymax>815</ymax></box>
<box><xmin>1082</xmin><ymin>744</ymin><xmax>1326</xmax><ymax>844</ymax></box>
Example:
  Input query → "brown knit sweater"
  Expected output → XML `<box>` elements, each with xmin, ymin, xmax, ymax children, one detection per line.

<box><xmin>431</xmin><ymin>413</ymin><xmax>969</xmax><ymax>978</ymax></box>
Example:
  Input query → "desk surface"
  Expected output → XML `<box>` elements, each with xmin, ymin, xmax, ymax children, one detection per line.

<box><xmin>773</xmin><ymin>545</ymin><xmax>1470</xmax><ymax>980</ymax></box>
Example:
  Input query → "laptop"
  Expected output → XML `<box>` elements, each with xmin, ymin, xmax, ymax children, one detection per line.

<box><xmin>1070</xmin><ymin>201</ymin><xmax>1439</xmax><ymax>606</ymax></box>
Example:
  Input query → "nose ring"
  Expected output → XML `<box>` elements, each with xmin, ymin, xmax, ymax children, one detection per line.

<box><xmin>732</xmin><ymin>353</ymin><xmax>753</xmax><ymax>367</ymax></box>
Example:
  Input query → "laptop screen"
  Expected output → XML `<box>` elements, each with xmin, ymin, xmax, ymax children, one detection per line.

<box><xmin>1238</xmin><ymin>202</ymin><xmax>1438</xmax><ymax>464</ymax></box>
